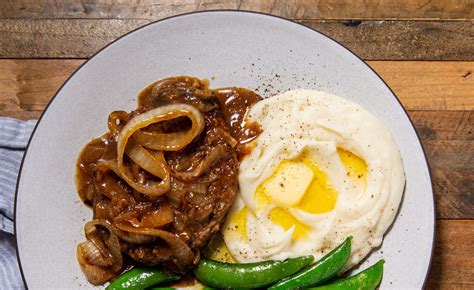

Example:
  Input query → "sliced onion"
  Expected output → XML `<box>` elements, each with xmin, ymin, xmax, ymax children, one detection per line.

<box><xmin>149</xmin><ymin>77</ymin><xmax>201</xmax><ymax>98</ymax></box>
<box><xmin>133</xmin><ymin>131</ymin><xmax>193</xmax><ymax>151</ymax></box>
<box><xmin>84</xmin><ymin>220</ymin><xmax>122</xmax><ymax>272</ymax></box>
<box><xmin>128</xmin><ymin>246</ymin><xmax>173</xmax><ymax>266</ymax></box>
<box><xmin>215</xmin><ymin>127</ymin><xmax>238</xmax><ymax>148</ymax></box>
<box><xmin>127</xmin><ymin>104</ymin><xmax>205</xmax><ymax>151</ymax></box>
<box><xmin>113</xmin><ymin>205</ymin><xmax>174</xmax><ymax>230</ymax></box>
<box><xmin>113</xmin><ymin>211</ymin><xmax>141</xmax><ymax>227</ymax></box>
<box><xmin>149</xmin><ymin>77</ymin><xmax>213</xmax><ymax>102</ymax></box>
<box><xmin>78</xmin><ymin>240</ymin><xmax>112</xmax><ymax>267</ymax></box>
<box><xmin>125</xmin><ymin>142</ymin><xmax>168</xmax><ymax>178</ymax></box>
<box><xmin>114</xmin><ymin>229</ymin><xmax>156</xmax><ymax>244</ymax></box>
<box><xmin>173</xmin><ymin>144</ymin><xmax>228</xmax><ymax>181</ymax></box>
<box><xmin>77</xmin><ymin>243</ymin><xmax>116</xmax><ymax>285</ymax></box>
<box><xmin>88</xmin><ymin>217</ymin><xmax>155</xmax><ymax>244</ymax></box>
<box><xmin>190</xmin><ymin>204</ymin><xmax>214</xmax><ymax>222</ymax></box>
<box><xmin>96</xmin><ymin>159</ymin><xmax>169</xmax><ymax>198</ymax></box>
<box><xmin>187</xmin><ymin>183</ymin><xmax>209</xmax><ymax>194</ymax></box>
<box><xmin>113</xmin><ymin>104</ymin><xmax>204</xmax><ymax>197</ymax></box>
<box><xmin>77</xmin><ymin>220</ymin><xmax>123</xmax><ymax>285</ymax></box>
<box><xmin>140</xmin><ymin>205</ymin><xmax>174</xmax><ymax>228</ymax></box>
<box><xmin>116</xmin><ymin>223</ymin><xmax>194</xmax><ymax>268</ymax></box>
<box><xmin>166</xmin><ymin>179</ymin><xmax>186</xmax><ymax>207</ymax></box>
<box><xmin>94</xmin><ymin>173</ymin><xmax>130</xmax><ymax>200</ymax></box>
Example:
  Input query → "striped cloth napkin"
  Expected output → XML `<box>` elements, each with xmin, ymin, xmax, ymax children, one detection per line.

<box><xmin>0</xmin><ymin>117</ymin><xmax>36</xmax><ymax>289</ymax></box>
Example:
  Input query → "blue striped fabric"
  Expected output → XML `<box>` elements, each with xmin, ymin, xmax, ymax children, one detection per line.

<box><xmin>0</xmin><ymin>117</ymin><xmax>36</xmax><ymax>289</ymax></box>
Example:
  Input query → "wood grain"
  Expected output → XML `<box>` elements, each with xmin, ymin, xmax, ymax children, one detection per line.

<box><xmin>0</xmin><ymin>19</ymin><xmax>472</xmax><ymax>60</ymax></box>
<box><xmin>409</xmin><ymin>110</ymin><xmax>473</xmax><ymax>141</ymax></box>
<box><xmin>0</xmin><ymin>59</ymin><xmax>472</xmax><ymax>219</ymax></box>
<box><xmin>0</xmin><ymin>59</ymin><xmax>81</xmax><ymax>117</ymax></box>
<box><xmin>408</xmin><ymin>111</ymin><xmax>473</xmax><ymax>219</ymax></box>
<box><xmin>425</xmin><ymin>141</ymin><xmax>473</xmax><ymax>219</ymax></box>
<box><xmin>426</xmin><ymin>220</ymin><xmax>474</xmax><ymax>289</ymax></box>
<box><xmin>371</xmin><ymin>61</ymin><xmax>474</xmax><ymax>110</ymax></box>
<box><xmin>1</xmin><ymin>0</ymin><xmax>473</xmax><ymax>20</ymax></box>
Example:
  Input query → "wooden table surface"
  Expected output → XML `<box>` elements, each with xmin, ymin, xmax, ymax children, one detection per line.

<box><xmin>1</xmin><ymin>1</ymin><xmax>472</xmax><ymax>289</ymax></box>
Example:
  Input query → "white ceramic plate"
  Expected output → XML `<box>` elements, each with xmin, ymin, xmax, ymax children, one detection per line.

<box><xmin>15</xmin><ymin>11</ymin><xmax>434</xmax><ymax>289</ymax></box>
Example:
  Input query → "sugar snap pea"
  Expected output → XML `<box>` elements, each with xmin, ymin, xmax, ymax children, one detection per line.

<box><xmin>106</xmin><ymin>267</ymin><xmax>180</xmax><ymax>290</ymax></box>
<box><xmin>308</xmin><ymin>259</ymin><xmax>384</xmax><ymax>290</ymax></box>
<box><xmin>269</xmin><ymin>236</ymin><xmax>352</xmax><ymax>289</ymax></box>
<box><xmin>194</xmin><ymin>256</ymin><xmax>314</xmax><ymax>288</ymax></box>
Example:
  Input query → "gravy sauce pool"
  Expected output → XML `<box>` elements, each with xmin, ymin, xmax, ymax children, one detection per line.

<box><xmin>214</xmin><ymin>88</ymin><xmax>262</xmax><ymax>158</ymax></box>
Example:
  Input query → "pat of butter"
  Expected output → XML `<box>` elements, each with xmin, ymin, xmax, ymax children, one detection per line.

<box><xmin>263</xmin><ymin>161</ymin><xmax>314</xmax><ymax>207</ymax></box>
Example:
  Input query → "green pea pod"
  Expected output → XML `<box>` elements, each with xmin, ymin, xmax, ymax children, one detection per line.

<box><xmin>194</xmin><ymin>256</ymin><xmax>314</xmax><ymax>288</ymax></box>
<box><xmin>270</xmin><ymin>236</ymin><xmax>352</xmax><ymax>289</ymax></box>
<box><xmin>309</xmin><ymin>259</ymin><xmax>384</xmax><ymax>290</ymax></box>
<box><xmin>106</xmin><ymin>267</ymin><xmax>180</xmax><ymax>290</ymax></box>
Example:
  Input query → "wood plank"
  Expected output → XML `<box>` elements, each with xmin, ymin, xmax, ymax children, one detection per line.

<box><xmin>370</xmin><ymin>61</ymin><xmax>474</xmax><ymax>111</ymax></box>
<box><xmin>410</xmin><ymin>111</ymin><xmax>474</xmax><ymax>219</ymax></box>
<box><xmin>0</xmin><ymin>59</ymin><xmax>81</xmax><ymax>116</ymax></box>
<box><xmin>0</xmin><ymin>19</ymin><xmax>146</xmax><ymax>58</ymax></box>
<box><xmin>424</xmin><ymin>141</ymin><xmax>474</xmax><ymax>219</ymax></box>
<box><xmin>0</xmin><ymin>19</ymin><xmax>473</xmax><ymax>60</ymax></box>
<box><xmin>409</xmin><ymin>111</ymin><xmax>473</xmax><ymax>141</ymax></box>
<box><xmin>1</xmin><ymin>0</ymin><xmax>473</xmax><ymax>20</ymax></box>
<box><xmin>409</xmin><ymin>113</ymin><xmax>473</xmax><ymax>217</ymax></box>
<box><xmin>427</xmin><ymin>220</ymin><xmax>474</xmax><ymax>289</ymax></box>
<box><xmin>431</xmin><ymin>167</ymin><xmax>473</xmax><ymax>220</ymax></box>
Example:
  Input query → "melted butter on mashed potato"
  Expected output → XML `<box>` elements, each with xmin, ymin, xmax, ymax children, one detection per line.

<box><xmin>222</xmin><ymin>90</ymin><xmax>405</xmax><ymax>269</ymax></box>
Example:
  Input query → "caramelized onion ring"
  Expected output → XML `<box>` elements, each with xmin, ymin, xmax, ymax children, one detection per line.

<box><xmin>129</xmin><ymin>104</ymin><xmax>205</xmax><ymax>152</ymax></box>
<box><xmin>96</xmin><ymin>160</ymin><xmax>169</xmax><ymax>198</ymax></box>
<box><xmin>134</xmin><ymin>131</ymin><xmax>193</xmax><ymax>151</ymax></box>
<box><xmin>173</xmin><ymin>144</ymin><xmax>228</xmax><ymax>181</ymax></box>
<box><xmin>116</xmin><ymin>223</ymin><xmax>195</xmax><ymax>269</ymax></box>
<box><xmin>114</xmin><ymin>205</ymin><xmax>174</xmax><ymax>229</ymax></box>
<box><xmin>84</xmin><ymin>220</ymin><xmax>122</xmax><ymax>270</ymax></box>
<box><xmin>125</xmin><ymin>142</ymin><xmax>168</xmax><ymax>178</ymax></box>
<box><xmin>77</xmin><ymin>244</ymin><xmax>115</xmax><ymax>285</ymax></box>
<box><xmin>140</xmin><ymin>205</ymin><xmax>174</xmax><ymax>228</ymax></box>
<box><xmin>113</xmin><ymin>104</ymin><xmax>204</xmax><ymax>197</ymax></box>
<box><xmin>77</xmin><ymin>220</ymin><xmax>123</xmax><ymax>285</ymax></box>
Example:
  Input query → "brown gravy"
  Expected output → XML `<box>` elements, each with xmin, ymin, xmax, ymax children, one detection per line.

<box><xmin>75</xmin><ymin>76</ymin><xmax>262</xmax><ymax>284</ymax></box>
<box><xmin>214</xmin><ymin>88</ymin><xmax>262</xmax><ymax>157</ymax></box>
<box><xmin>76</xmin><ymin>77</ymin><xmax>262</xmax><ymax>204</ymax></box>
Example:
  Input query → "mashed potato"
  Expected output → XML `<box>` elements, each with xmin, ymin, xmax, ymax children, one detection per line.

<box><xmin>223</xmin><ymin>90</ymin><xmax>405</xmax><ymax>269</ymax></box>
